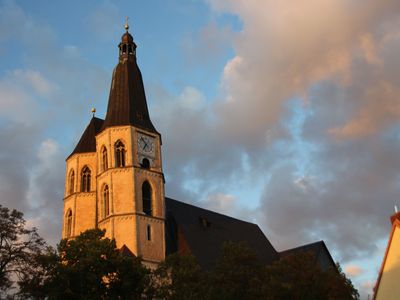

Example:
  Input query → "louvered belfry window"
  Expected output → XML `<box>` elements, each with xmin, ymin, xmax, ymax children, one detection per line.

<box><xmin>142</xmin><ymin>181</ymin><xmax>152</xmax><ymax>215</ymax></box>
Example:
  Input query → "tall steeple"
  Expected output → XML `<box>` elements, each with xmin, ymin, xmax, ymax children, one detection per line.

<box><xmin>102</xmin><ymin>19</ymin><xmax>157</xmax><ymax>133</ymax></box>
<box><xmin>63</xmin><ymin>20</ymin><xmax>166</xmax><ymax>267</ymax></box>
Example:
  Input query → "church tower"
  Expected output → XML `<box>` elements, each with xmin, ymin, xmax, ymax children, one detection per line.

<box><xmin>62</xmin><ymin>21</ymin><xmax>165</xmax><ymax>266</ymax></box>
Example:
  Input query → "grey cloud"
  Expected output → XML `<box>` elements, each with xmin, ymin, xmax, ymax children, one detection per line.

<box><xmin>0</xmin><ymin>123</ymin><xmax>39</xmax><ymax>213</ymax></box>
<box><xmin>150</xmin><ymin>85</ymin><xmax>247</xmax><ymax>203</ymax></box>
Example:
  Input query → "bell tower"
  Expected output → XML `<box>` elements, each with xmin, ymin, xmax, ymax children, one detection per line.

<box><xmin>62</xmin><ymin>20</ymin><xmax>166</xmax><ymax>267</ymax></box>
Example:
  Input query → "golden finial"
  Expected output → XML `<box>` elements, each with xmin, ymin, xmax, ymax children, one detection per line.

<box><xmin>125</xmin><ymin>16</ymin><xmax>129</xmax><ymax>32</ymax></box>
<box><xmin>91</xmin><ymin>107</ymin><xmax>96</xmax><ymax>117</ymax></box>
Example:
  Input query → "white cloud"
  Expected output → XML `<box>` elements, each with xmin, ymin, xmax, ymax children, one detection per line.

<box><xmin>13</xmin><ymin>69</ymin><xmax>55</xmax><ymax>95</ymax></box>
<box><xmin>178</xmin><ymin>86</ymin><xmax>206</xmax><ymax>111</ymax></box>
<box><xmin>202</xmin><ymin>193</ymin><xmax>236</xmax><ymax>212</ymax></box>
<box><xmin>208</xmin><ymin>0</ymin><xmax>400</xmax><ymax>143</ymax></box>
<box><xmin>345</xmin><ymin>264</ymin><xmax>364</xmax><ymax>277</ymax></box>
<box><xmin>26</xmin><ymin>139</ymin><xmax>64</xmax><ymax>246</ymax></box>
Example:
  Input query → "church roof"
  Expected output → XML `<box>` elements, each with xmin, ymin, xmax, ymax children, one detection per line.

<box><xmin>69</xmin><ymin>117</ymin><xmax>104</xmax><ymax>158</ymax></box>
<box><xmin>280</xmin><ymin>240</ymin><xmax>336</xmax><ymax>271</ymax></box>
<box><xmin>101</xmin><ymin>30</ymin><xmax>158</xmax><ymax>133</ymax></box>
<box><xmin>165</xmin><ymin>197</ymin><xmax>280</xmax><ymax>269</ymax></box>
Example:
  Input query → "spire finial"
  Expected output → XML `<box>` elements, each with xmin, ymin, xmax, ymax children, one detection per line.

<box><xmin>125</xmin><ymin>16</ymin><xmax>129</xmax><ymax>32</ymax></box>
<box><xmin>91</xmin><ymin>107</ymin><xmax>96</xmax><ymax>117</ymax></box>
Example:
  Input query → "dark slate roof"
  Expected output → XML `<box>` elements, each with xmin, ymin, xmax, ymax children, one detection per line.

<box><xmin>280</xmin><ymin>240</ymin><xmax>336</xmax><ymax>271</ymax></box>
<box><xmin>165</xmin><ymin>197</ymin><xmax>279</xmax><ymax>270</ymax></box>
<box><xmin>101</xmin><ymin>34</ymin><xmax>157</xmax><ymax>133</ymax></box>
<box><xmin>69</xmin><ymin>117</ymin><xmax>104</xmax><ymax>158</ymax></box>
<box><xmin>120</xmin><ymin>244</ymin><xmax>136</xmax><ymax>257</ymax></box>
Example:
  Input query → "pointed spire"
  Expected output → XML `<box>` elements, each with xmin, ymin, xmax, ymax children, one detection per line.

<box><xmin>101</xmin><ymin>22</ymin><xmax>157</xmax><ymax>134</ymax></box>
<box><xmin>125</xmin><ymin>16</ymin><xmax>129</xmax><ymax>32</ymax></box>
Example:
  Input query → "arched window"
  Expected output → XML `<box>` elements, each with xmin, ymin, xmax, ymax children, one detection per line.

<box><xmin>142</xmin><ymin>181</ymin><xmax>152</xmax><ymax>215</ymax></box>
<box><xmin>81</xmin><ymin>166</ymin><xmax>91</xmax><ymax>192</ymax></box>
<box><xmin>69</xmin><ymin>170</ymin><xmax>75</xmax><ymax>195</ymax></box>
<box><xmin>66</xmin><ymin>210</ymin><xmax>72</xmax><ymax>238</ymax></box>
<box><xmin>141</xmin><ymin>158</ymin><xmax>150</xmax><ymax>169</ymax></box>
<box><xmin>101</xmin><ymin>147</ymin><xmax>108</xmax><ymax>171</ymax></box>
<box><xmin>103</xmin><ymin>185</ymin><xmax>110</xmax><ymax>217</ymax></box>
<box><xmin>115</xmin><ymin>141</ymin><xmax>125</xmax><ymax>167</ymax></box>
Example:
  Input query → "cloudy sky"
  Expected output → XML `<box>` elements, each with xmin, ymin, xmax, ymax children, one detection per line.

<box><xmin>1</xmin><ymin>0</ymin><xmax>400</xmax><ymax>297</ymax></box>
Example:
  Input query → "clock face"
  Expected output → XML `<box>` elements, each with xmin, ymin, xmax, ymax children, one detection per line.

<box><xmin>137</xmin><ymin>134</ymin><xmax>155</xmax><ymax>156</ymax></box>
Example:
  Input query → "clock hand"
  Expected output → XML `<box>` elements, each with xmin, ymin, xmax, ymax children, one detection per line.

<box><xmin>140</xmin><ymin>137</ymin><xmax>148</xmax><ymax>149</ymax></box>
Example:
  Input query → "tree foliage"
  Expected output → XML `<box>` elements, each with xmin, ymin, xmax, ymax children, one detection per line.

<box><xmin>208</xmin><ymin>241</ymin><xmax>264</xmax><ymax>300</ymax></box>
<box><xmin>1</xmin><ymin>203</ymin><xmax>357</xmax><ymax>300</ymax></box>
<box><xmin>263</xmin><ymin>251</ymin><xmax>359</xmax><ymax>300</ymax></box>
<box><xmin>151</xmin><ymin>242</ymin><xmax>359</xmax><ymax>300</ymax></box>
<box><xmin>19</xmin><ymin>228</ymin><xmax>149</xmax><ymax>299</ymax></box>
<box><xmin>149</xmin><ymin>253</ymin><xmax>207</xmax><ymax>300</ymax></box>
<box><xmin>0</xmin><ymin>204</ymin><xmax>47</xmax><ymax>297</ymax></box>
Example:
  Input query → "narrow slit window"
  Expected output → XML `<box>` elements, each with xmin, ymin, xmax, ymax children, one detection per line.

<box><xmin>103</xmin><ymin>185</ymin><xmax>109</xmax><ymax>217</ymax></box>
<box><xmin>147</xmin><ymin>225</ymin><xmax>151</xmax><ymax>241</ymax></box>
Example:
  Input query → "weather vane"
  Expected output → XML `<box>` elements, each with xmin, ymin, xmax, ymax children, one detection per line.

<box><xmin>91</xmin><ymin>107</ymin><xmax>96</xmax><ymax>117</ymax></box>
<box><xmin>125</xmin><ymin>16</ymin><xmax>129</xmax><ymax>32</ymax></box>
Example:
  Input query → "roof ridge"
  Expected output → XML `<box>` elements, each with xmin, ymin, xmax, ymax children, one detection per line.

<box><xmin>279</xmin><ymin>240</ymin><xmax>325</xmax><ymax>253</ymax></box>
<box><xmin>165</xmin><ymin>197</ymin><xmax>258</xmax><ymax>226</ymax></box>
<box><xmin>68</xmin><ymin>116</ymin><xmax>104</xmax><ymax>159</ymax></box>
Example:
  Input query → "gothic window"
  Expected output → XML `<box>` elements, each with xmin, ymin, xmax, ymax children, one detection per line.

<box><xmin>101</xmin><ymin>147</ymin><xmax>108</xmax><ymax>171</ymax></box>
<box><xmin>66</xmin><ymin>210</ymin><xmax>72</xmax><ymax>238</ymax></box>
<box><xmin>69</xmin><ymin>170</ymin><xmax>75</xmax><ymax>195</ymax></box>
<box><xmin>142</xmin><ymin>181</ymin><xmax>152</xmax><ymax>215</ymax></box>
<box><xmin>103</xmin><ymin>185</ymin><xmax>110</xmax><ymax>217</ymax></box>
<box><xmin>81</xmin><ymin>166</ymin><xmax>91</xmax><ymax>192</ymax></box>
<box><xmin>115</xmin><ymin>141</ymin><xmax>126</xmax><ymax>167</ymax></box>
<box><xmin>147</xmin><ymin>225</ymin><xmax>151</xmax><ymax>241</ymax></box>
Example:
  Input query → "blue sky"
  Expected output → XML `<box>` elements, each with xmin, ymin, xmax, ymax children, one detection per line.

<box><xmin>2</xmin><ymin>0</ymin><xmax>400</xmax><ymax>297</ymax></box>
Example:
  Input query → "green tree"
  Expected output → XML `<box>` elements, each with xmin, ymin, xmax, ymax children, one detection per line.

<box><xmin>150</xmin><ymin>242</ymin><xmax>359</xmax><ymax>300</ymax></box>
<box><xmin>207</xmin><ymin>241</ymin><xmax>265</xmax><ymax>300</ymax></box>
<box><xmin>150</xmin><ymin>253</ymin><xmax>207</xmax><ymax>300</ymax></box>
<box><xmin>0</xmin><ymin>205</ymin><xmax>47</xmax><ymax>297</ymax></box>
<box><xmin>263</xmin><ymin>251</ymin><xmax>359</xmax><ymax>300</ymax></box>
<box><xmin>19</xmin><ymin>228</ymin><xmax>150</xmax><ymax>299</ymax></box>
